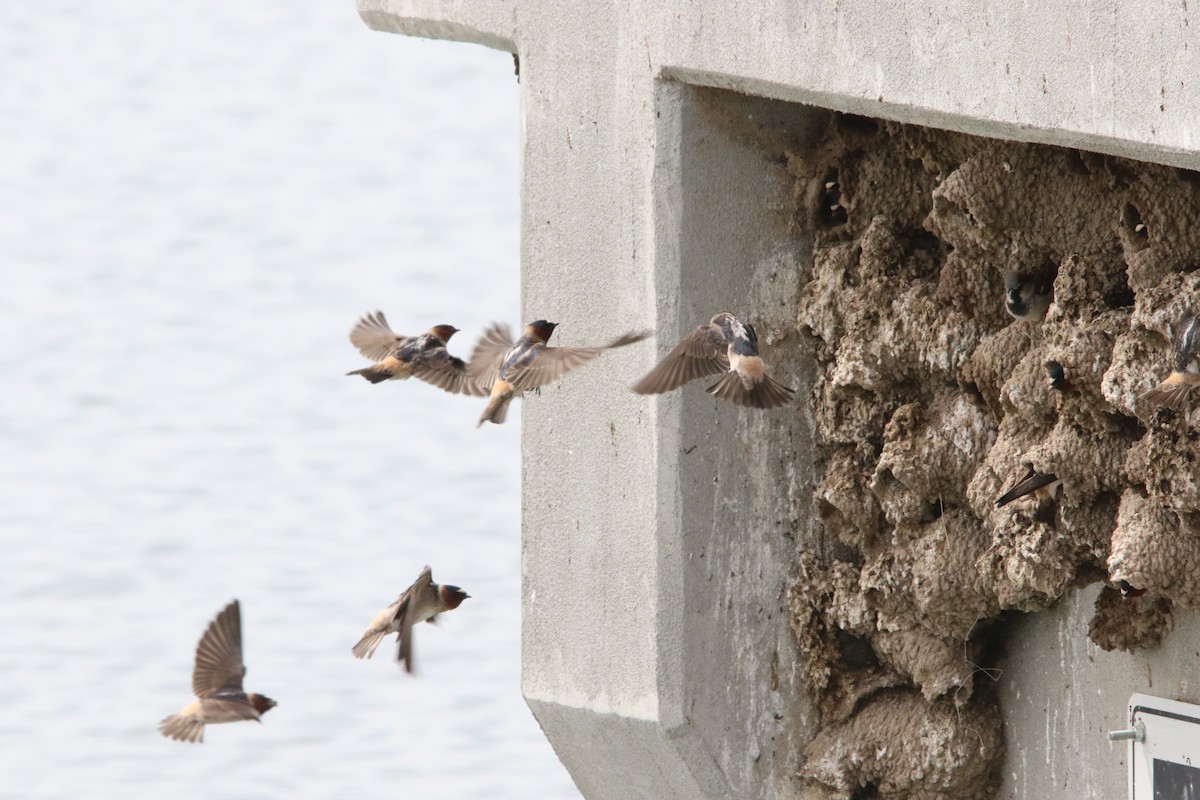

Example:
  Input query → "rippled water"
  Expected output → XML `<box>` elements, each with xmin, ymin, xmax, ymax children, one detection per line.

<box><xmin>0</xmin><ymin>3</ymin><xmax>579</xmax><ymax>797</ymax></box>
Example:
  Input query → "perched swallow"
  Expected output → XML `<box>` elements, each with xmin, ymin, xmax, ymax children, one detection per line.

<box><xmin>632</xmin><ymin>312</ymin><xmax>795</xmax><ymax>409</ymax></box>
<box><xmin>159</xmin><ymin>600</ymin><xmax>276</xmax><ymax>744</ymax></box>
<box><xmin>1140</xmin><ymin>311</ymin><xmax>1200</xmax><ymax>412</ymax></box>
<box><xmin>345</xmin><ymin>310</ymin><xmax>486</xmax><ymax>396</ymax></box>
<box><xmin>996</xmin><ymin>466</ymin><xmax>1062</xmax><ymax>524</ymax></box>
<box><xmin>469</xmin><ymin>320</ymin><xmax>651</xmax><ymax>427</ymax></box>
<box><xmin>352</xmin><ymin>565</ymin><xmax>469</xmax><ymax>673</ymax></box>
<box><xmin>1004</xmin><ymin>271</ymin><xmax>1053</xmax><ymax>321</ymax></box>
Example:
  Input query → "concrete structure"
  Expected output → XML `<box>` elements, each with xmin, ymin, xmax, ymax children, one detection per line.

<box><xmin>358</xmin><ymin>2</ymin><xmax>1200</xmax><ymax>798</ymax></box>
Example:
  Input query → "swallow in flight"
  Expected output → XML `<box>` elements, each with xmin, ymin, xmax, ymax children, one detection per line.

<box><xmin>159</xmin><ymin>600</ymin><xmax>276</xmax><ymax>743</ymax></box>
<box><xmin>1140</xmin><ymin>311</ymin><xmax>1200</xmax><ymax>412</ymax></box>
<box><xmin>632</xmin><ymin>312</ymin><xmax>794</xmax><ymax>409</ymax></box>
<box><xmin>346</xmin><ymin>310</ymin><xmax>485</xmax><ymax>396</ymax></box>
<box><xmin>469</xmin><ymin>320</ymin><xmax>651</xmax><ymax>426</ymax></box>
<box><xmin>352</xmin><ymin>565</ymin><xmax>469</xmax><ymax>673</ymax></box>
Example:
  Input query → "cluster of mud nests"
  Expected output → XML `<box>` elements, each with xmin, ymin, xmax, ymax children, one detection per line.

<box><xmin>784</xmin><ymin>114</ymin><xmax>1200</xmax><ymax>798</ymax></box>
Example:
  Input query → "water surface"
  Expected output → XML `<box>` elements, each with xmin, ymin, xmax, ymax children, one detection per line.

<box><xmin>0</xmin><ymin>3</ymin><xmax>578</xmax><ymax>797</ymax></box>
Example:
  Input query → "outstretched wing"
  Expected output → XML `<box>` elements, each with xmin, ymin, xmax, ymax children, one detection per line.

<box><xmin>466</xmin><ymin>322</ymin><xmax>516</xmax><ymax>391</ymax></box>
<box><xmin>349</xmin><ymin>310</ymin><xmax>405</xmax><ymax>362</ymax></box>
<box><xmin>507</xmin><ymin>330</ymin><xmax>651</xmax><ymax>391</ymax></box>
<box><xmin>192</xmin><ymin>600</ymin><xmax>247</xmax><ymax>698</ymax></box>
<box><xmin>397</xmin><ymin>566</ymin><xmax>435</xmax><ymax>673</ymax></box>
<box><xmin>411</xmin><ymin>352</ymin><xmax>488</xmax><ymax>397</ymax></box>
<box><xmin>632</xmin><ymin>323</ymin><xmax>728</xmax><ymax>395</ymax></box>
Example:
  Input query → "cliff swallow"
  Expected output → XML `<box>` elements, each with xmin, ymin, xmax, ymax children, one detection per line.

<box><xmin>159</xmin><ymin>600</ymin><xmax>276</xmax><ymax>744</ymax></box>
<box><xmin>996</xmin><ymin>466</ymin><xmax>1062</xmax><ymax>525</ymax></box>
<box><xmin>1004</xmin><ymin>271</ymin><xmax>1053</xmax><ymax>321</ymax></box>
<box><xmin>351</xmin><ymin>565</ymin><xmax>469</xmax><ymax>673</ymax></box>
<box><xmin>345</xmin><ymin>310</ymin><xmax>486</xmax><ymax>396</ymax></box>
<box><xmin>1140</xmin><ymin>311</ymin><xmax>1200</xmax><ymax>412</ymax></box>
<box><xmin>469</xmin><ymin>320</ymin><xmax>651</xmax><ymax>427</ymax></box>
<box><xmin>632</xmin><ymin>312</ymin><xmax>794</xmax><ymax>409</ymax></box>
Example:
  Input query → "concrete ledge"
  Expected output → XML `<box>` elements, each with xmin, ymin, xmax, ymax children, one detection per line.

<box><xmin>357</xmin><ymin>0</ymin><xmax>515</xmax><ymax>52</ymax></box>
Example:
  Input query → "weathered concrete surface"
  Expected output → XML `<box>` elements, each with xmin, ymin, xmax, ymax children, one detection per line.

<box><xmin>997</xmin><ymin>587</ymin><xmax>1200</xmax><ymax>800</ymax></box>
<box><xmin>359</xmin><ymin>2</ymin><xmax>1200</xmax><ymax>798</ymax></box>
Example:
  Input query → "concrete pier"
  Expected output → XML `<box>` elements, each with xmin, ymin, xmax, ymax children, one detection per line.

<box><xmin>358</xmin><ymin>3</ymin><xmax>1200</xmax><ymax>798</ymax></box>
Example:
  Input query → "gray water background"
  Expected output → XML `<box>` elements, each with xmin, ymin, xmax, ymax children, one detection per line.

<box><xmin>0</xmin><ymin>2</ymin><xmax>581</xmax><ymax>797</ymax></box>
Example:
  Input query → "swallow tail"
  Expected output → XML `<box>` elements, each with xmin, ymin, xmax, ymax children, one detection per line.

<box><xmin>159</xmin><ymin>714</ymin><xmax>205</xmax><ymax>744</ymax></box>
<box><xmin>1140</xmin><ymin>380</ymin><xmax>1193</xmax><ymax>412</ymax></box>
<box><xmin>477</xmin><ymin>381</ymin><xmax>515</xmax><ymax>427</ymax></box>
<box><xmin>346</xmin><ymin>366</ymin><xmax>394</xmax><ymax>384</ymax></box>
<box><xmin>347</xmin><ymin>354</ymin><xmax>411</xmax><ymax>384</ymax></box>
<box><xmin>706</xmin><ymin>371</ymin><xmax>794</xmax><ymax>409</ymax></box>
<box><xmin>351</xmin><ymin>631</ymin><xmax>387</xmax><ymax>660</ymax></box>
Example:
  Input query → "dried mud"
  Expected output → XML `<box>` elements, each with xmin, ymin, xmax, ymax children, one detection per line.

<box><xmin>784</xmin><ymin>114</ymin><xmax>1200</xmax><ymax>799</ymax></box>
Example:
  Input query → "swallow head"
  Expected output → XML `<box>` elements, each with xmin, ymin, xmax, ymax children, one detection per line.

<box><xmin>525</xmin><ymin>320</ymin><xmax>558</xmax><ymax>342</ymax></box>
<box><xmin>1004</xmin><ymin>271</ymin><xmax>1053</xmax><ymax>321</ymax></box>
<box><xmin>711</xmin><ymin>313</ymin><xmax>759</xmax><ymax>349</ymax></box>
<box><xmin>249</xmin><ymin>694</ymin><xmax>277</xmax><ymax>715</ymax></box>
<box><xmin>1118</xmin><ymin>580</ymin><xmax>1147</xmax><ymax>598</ymax></box>
<box><xmin>438</xmin><ymin>583</ymin><xmax>470</xmax><ymax>610</ymax></box>
<box><xmin>430</xmin><ymin>324</ymin><xmax>460</xmax><ymax>342</ymax></box>
<box><xmin>709</xmin><ymin>312</ymin><xmax>737</xmax><ymax>331</ymax></box>
<box><xmin>1044</xmin><ymin>359</ymin><xmax>1073</xmax><ymax>392</ymax></box>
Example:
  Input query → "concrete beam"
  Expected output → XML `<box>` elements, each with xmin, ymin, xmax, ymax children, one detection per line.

<box><xmin>643</xmin><ymin>1</ymin><xmax>1200</xmax><ymax>169</ymax></box>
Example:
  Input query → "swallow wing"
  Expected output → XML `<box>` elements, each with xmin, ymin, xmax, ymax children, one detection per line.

<box><xmin>466</xmin><ymin>322</ymin><xmax>515</xmax><ymax>391</ymax></box>
<box><xmin>397</xmin><ymin>566</ymin><xmax>434</xmax><ymax>673</ymax></box>
<box><xmin>192</xmin><ymin>600</ymin><xmax>247</xmax><ymax>698</ymax></box>
<box><xmin>381</xmin><ymin>566</ymin><xmax>433</xmax><ymax>630</ymax></box>
<box><xmin>503</xmin><ymin>346</ymin><xmax>602</xmax><ymax>390</ymax></box>
<box><xmin>506</xmin><ymin>330</ymin><xmax>651</xmax><ymax>391</ymax></box>
<box><xmin>632</xmin><ymin>323</ymin><xmax>729</xmax><ymax>395</ymax></box>
<box><xmin>1174</xmin><ymin>312</ymin><xmax>1200</xmax><ymax>373</ymax></box>
<box><xmin>349</xmin><ymin>310</ymin><xmax>406</xmax><ymax>362</ymax></box>
<box><xmin>410</xmin><ymin>352</ymin><xmax>488</xmax><ymax>397</ymax></box>
<box><xmin>995</xmin><ymin>468</ymin><xmax>1059</xmax><ymax>507</ymax></box>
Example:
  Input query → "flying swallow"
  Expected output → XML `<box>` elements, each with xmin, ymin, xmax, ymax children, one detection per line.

<box><xmin>345</xmin><ymin>310</ymin><xmax>486</xmax><ymax>396</ymax></box>
<box><xmin>469</xmin><ymin>320</ymin><xmax>651</xmax><ymax>427</ymax></box>
<box><xmin>159</xmin><ymin>600</ymin><xmax>276</xmax><ymax>744</ymax></box>
<box><xmin>632</xmin><ymin>312</ymin><xmax>794</xmax><ymax>409</ymax></box>
<box><xmin>1004</xmin><ymin>271</ymin><xmax>1053</xmax><ymax>321</ymax></box>
<box><xmin>995</xmin><ymin>466</ymin><xmax>1062</xmax><ymax>524</ymax></box>
<box><xmin>1140</xmin><ymin>311</ymin><xmax>1200</xmax><ymax>412</ymax></box>
<box><xmin>351</xmin><ymin>565</ymin><xmax>469</xmax><ymax>673</ymax></box>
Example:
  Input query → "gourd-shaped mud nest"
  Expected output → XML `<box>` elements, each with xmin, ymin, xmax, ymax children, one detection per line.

<box><xmin>784</xmin><ymin>114</ymin><xmax>1200</xmax><ymax>799</ymax></box>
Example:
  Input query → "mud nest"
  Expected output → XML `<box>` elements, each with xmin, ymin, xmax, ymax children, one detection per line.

<box><xmin>785</xmin><ymin>114</ymin><xmax>1200</xmax><ymax>799</ymax></box>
